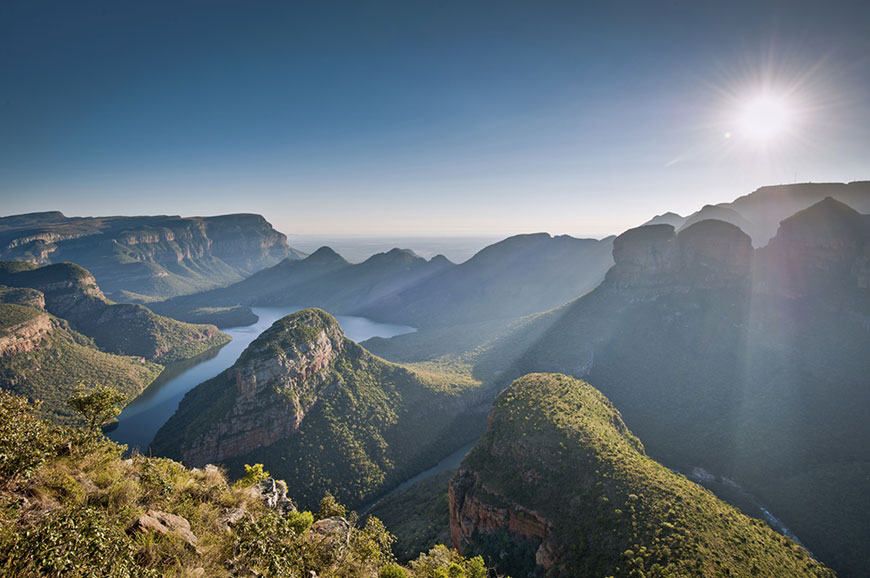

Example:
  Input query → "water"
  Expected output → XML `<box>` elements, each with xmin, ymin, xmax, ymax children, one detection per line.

<box><xmin>108</xmin><ymin>307</ymin><xmax>414</xmax><ymax>452</ymax></box>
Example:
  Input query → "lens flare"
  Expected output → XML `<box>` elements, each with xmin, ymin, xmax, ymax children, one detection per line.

<box><xmin>736</xmin><ymin>94</ymin><xmax>793</xmax><ymax>143</ymax></box>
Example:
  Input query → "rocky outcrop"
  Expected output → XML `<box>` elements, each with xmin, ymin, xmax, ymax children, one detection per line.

<box><xmin>248</xmin><ymin>478</ymin><xmax>297</xmax><ymax>515</ymax></box>
<box><xmin>449</xmin><ymin>469</ymin><xmax>556</xmax><ymax>568</ymax></box>
<box><xmin>758</xmin><ymin>197</ymin><xmax>870</xmax><ymax>297</ymax></box>
<box><xmin>128</xmin><ymin>510</ymin><xmax>198</xmax><ymax>550</ymax></box>
<box><xmin>605</xmin><ymin>220</ymin><xmax>752</xmax><ymax>294</ymax></box>
<box><xmin>0</xmin><ymin>261</ymin><xmax>229</xmax><ymax>362</ymax></box>
<box><xmin>177</xmin><ymin>310</ymin><xmax>345</xmax><ymax>466</ymax></box>
<box><xmin>0</xmin><ymin>286</ymin><xmax>45</xmax><ymax>309</ymax></box>
<box><xmin>0</xmin><ymin>311</ymin><xmax>54</xmax><ymax>358</ymax></box>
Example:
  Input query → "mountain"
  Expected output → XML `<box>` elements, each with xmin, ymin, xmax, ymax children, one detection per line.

<box><xmin>358</xmin><ymin>233</ymin><xmax>616</xmax><ymax>328</ymax></box>
<box><xmin>0</xmin><ymin>261</ymin><xmax>229</xmax><ymax>363</ymax></box>
<box><xmin>151</xmin><ymin>308</ymin><xmax>487</xmax><ymax>510</ymax></box>
<box><xmin>449</xmin><ymin>373</ymin><xmax>834</xmax><ymax>578</ymax></box>
<box><xmin>642</xmin><ymin>211</ymin><xmax>685</xmax><ymax>229</ymax></box>
<box><xmin>643</xmin><ymin>181</ymin><xmax>870</xmax><ymax>246</ymax></box>
<box><xmin>154</xmin><ymin>246</ymin><xmax>451</xmax><ymax>322</ymax></box>
<box><xmin>160</xmin><ymin>233</ymin><xmax>615</xmax><ymax>330</ymax></box>
<box><xmin>0</xmin><ymin>212</ymin><xmax>304</xmax><ymax>301</ymax></box>
<box><xmin>467</xmin><ymin>201</ymin><xmax>870</xmax><ymax>576</ymax></box>
<box><xmin>0</xmin><ymin>389</ymin><xmax>491</xmax><ymax>577</ymax></box>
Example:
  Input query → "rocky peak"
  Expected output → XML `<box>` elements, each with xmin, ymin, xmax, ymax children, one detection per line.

<box><xmin>233</xmin><ymin>309</ymin><xmax>345</xmax><ymax>402</ymax></box>
<box><xmin>605</xmin><ymin>220</ymin><xmax>752</xmax><ymax>293</ymax></box>
<box><xmin>304</xmin><ymin>246</ymin><xmax>348</xmax><ymax>265</ymax></box>
<box><xmin>677</xmin><ymin>219</ymin><xmax>753</xmax><ymax>281</ymax></box>
<box><xmin>177</xmin><ymin>309</ymin><xmax>349</xmax><ymax>466</ymax></box>
<box><xmin>759</xmin><ymin>197</ymin><xmax>870</xmax><ymax>296</ymax></box>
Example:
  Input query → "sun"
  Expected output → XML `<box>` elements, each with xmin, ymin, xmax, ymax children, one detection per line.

<box><xmin>736</xmin><ymin>94</ymin><xmax>793</xmax><ymax>143</ymax></box>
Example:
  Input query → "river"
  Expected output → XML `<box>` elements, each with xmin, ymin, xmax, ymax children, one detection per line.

<box><xmin>108</xmin><ymin>307</ymin><xmax>414</xmax><ymax>451</ymax></box>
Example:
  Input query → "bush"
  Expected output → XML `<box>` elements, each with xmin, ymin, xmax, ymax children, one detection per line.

<box><xmin>0</xmin><ymin>390</ymin><xmax>56</xmax><ymax>479</ymax></box>
<box><xmin>242</xmin><ymin>463</ymin><xmax>270</xmax><ymax>486</ymax></box>
<box><xmin>380</xmin><ymin>564</ymin><xmax>408</xmax><ymax>578</ymax></box>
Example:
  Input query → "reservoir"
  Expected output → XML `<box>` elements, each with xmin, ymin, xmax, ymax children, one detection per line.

<box><xmin>108</xmin><ymin>307</ymin><xmax>414</xmax><ymax>451</ymax></box>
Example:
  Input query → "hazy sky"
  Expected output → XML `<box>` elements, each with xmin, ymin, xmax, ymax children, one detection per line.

<box><xmin>1</xmin><ymin>0</ymin><xmax>868</xmax><ymax>237</ymax></box>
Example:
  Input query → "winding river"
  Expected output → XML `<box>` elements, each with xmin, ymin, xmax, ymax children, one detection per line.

<box><xmin>108</xmin><ymin>307</ymin><xmax>414</xmax><ymax>452</ymax></box>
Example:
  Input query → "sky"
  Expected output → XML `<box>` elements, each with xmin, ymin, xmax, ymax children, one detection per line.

<box><xmin>1</xmin><ymin>0</ymin><xmax>868</xmax><ymax>237</ymax></box>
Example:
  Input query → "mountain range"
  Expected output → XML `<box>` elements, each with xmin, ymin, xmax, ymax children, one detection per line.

<box><xmin>0</xmin><ymin>212</ymin><xmax>304</xmax><ymax>302</ymax></box>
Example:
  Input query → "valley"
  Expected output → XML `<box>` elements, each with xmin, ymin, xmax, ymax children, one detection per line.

<box><xmin>1</xmin><ymin>182</ymin><xmax>868</xmax><ymax>577</ymax></box>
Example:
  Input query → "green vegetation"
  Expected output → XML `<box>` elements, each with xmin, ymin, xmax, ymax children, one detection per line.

<box><xmin>369</xmin><ymin>470</ymin><xmax>453</xmax><ymax>562</ymax></box>
<box><xmin>67</xmin><ymin>384</ymin><xmax>128</xmax><ymax>432</ymax></box>
<box><xmin>149</xmin><ymin>304</ymin><xmax>259</xmax><ymax>328</ymax></box>
<box><xmin>457</xmin><ymin>373</ymin><xmax>834</xmax><ymax>578</ymax></box>
<box><xmin>0</xmin><ymin>304</ymin><xmax>163</xmax><ymax>424</ymax></box>
<box><xmin>0</xmin><ymin>389</ymin><xmax>492</xmax><ymax>578</ymax></box>
<box><xmin>0</xmin><ymin>260</ymin><xmax>232</xmax><ymax>363</ymax></box>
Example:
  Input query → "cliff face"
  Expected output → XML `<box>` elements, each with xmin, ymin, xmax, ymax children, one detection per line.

<box><xmin>449</xmin><ymin>469</ymin><xmax>556</xmax><ymax>569</ymax></box>
<box><xmin>0</xmin><ymin>308</ymin><xmax>54</xmax><ymax>358</ymax></box>
<box><xmin>449</xmin><ymin>373</ymin><xmax>834</xmax><ymax>578</ymax></box>
<box><xmin>0</xmin><ymin>213</ymin><xmax>302</xmax><ymax>300</ymax></box>
<box><xmin>179</xmin><ymin>310</ymin><xmax>345</xmax><ymax>465</ymax></box>
<box><xmin>757</xmin><ymin>197</ymin><xmax>870</xmax><ymax>298</ymax></box>
<box><xmin>605</xmin><ymin>220</ymin><xmax>752</xmax><ymax>294</ymax></box>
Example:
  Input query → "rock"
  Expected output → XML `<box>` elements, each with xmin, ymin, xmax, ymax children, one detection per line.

<box><xmin>248</xmin><ymin>478</ymin><xmax>296</xmax><ymax>515</ymax></box>
<box><xmin>217</xmin><ymin>507</ymin><xmax>247</xmax><ymax>527</ymax></box>
<box><xmin>173</xmin><ymin>310</ymin><xmax>346</xmax><ymax>466</ymax></box>
<box><xmin>128</xmin><ymin>509</ymin><xmax>198</xmax><ymax>550</ymax></box>
<box><xmin>309</xmin><ymin>516</ymin><xmax>351</xmax><ymax>544</ymax></box>
<box><xmin>605</xmin><ymin>220</ymin><xmax>752</xmax><ymax>293</ymax></box>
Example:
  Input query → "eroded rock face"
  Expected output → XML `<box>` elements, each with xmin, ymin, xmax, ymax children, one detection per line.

<box><xmin>758</xmin><ymin>197</ymin><xmax>870</xmax><ymax>297</ymax></box>
<box><xmin>0</xmin><ymin>312</ymin><xmax>54</xmax><ymax>358</ymax></box>
<box><xmin>449</xmin><ymin>469</ymin><xmax>557</xmax><ymax>569</ymax></box>
<box><xmin>606</xmin><ymin>220</ymin><xmax>752</xmax><ymax>294</ymax></box>
<box><xmin>179</xmin><ymin>310</ymin><xmax>346</xmax><ymax>466</ymax></box>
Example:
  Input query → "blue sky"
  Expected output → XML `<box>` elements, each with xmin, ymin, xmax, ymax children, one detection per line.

<box><xmin>1</xmin><ymin>0</ymin><xmax>868</xmax><ymax>236</ymax></box>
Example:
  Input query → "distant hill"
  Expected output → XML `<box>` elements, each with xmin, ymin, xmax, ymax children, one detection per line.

<box><xmin>359</xmin><ymin>233</ymin><xmax>615</xmax><ymax>328</ymax></box>
<box><xmin>469</xmin><ymin>201</ymin><xmax>870</xmax><ymax>576</ymax></box>
<box><xmin>0</xmin><ymin>212</ymin><xmax>304</xmax><ymax>301</ymax></box>
<box><xmin>151</xmin><ymin>309</ymin><xmax>487</xmax><ymax>510</ymax></box>
<box><xmin>450</xmin><ymin>373</ymin><xmax>834</xmax><ymax>578</ymax></box>
<box><xmin>160</xmin><ymin>233</ymin><xmax>615</xmax><ymax>330</ymax></box>
<box><xmin>642</xmin><ymin>181</ymin><xmax>870</xmax><ymax>246</ymax></box>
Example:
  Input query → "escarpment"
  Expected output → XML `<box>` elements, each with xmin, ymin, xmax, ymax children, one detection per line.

<box><xmin>449</xmin><ymin>373</ymin><xmax>834</xmax><ymax>578</ymax></box>
<box><xmin>0</xmin><ymin>212</ymin><xmax>303</xmax><ymax>300</ymax></box>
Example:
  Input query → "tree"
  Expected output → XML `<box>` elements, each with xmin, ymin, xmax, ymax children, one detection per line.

<box><xmin>67</xmin><ymin>384</ymin><xmax>127</xmax><ymax>433</ymax></box>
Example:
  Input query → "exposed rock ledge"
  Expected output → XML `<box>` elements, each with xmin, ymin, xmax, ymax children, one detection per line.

<box><xmin>449</xmin><ymin>468</ymin><xmax>558</xmax><ymax>569</ymax></box>
<box><xmin>0</xmin><ymin>313</ymin><xmax>54</xmax><ymax>358</ymax></box>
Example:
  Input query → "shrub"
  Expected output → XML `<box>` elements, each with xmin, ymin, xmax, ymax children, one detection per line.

<box><xmin>0</xmin><ymin>390</ymin><xmax>55</xmax><ymax>479</ymax></box>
